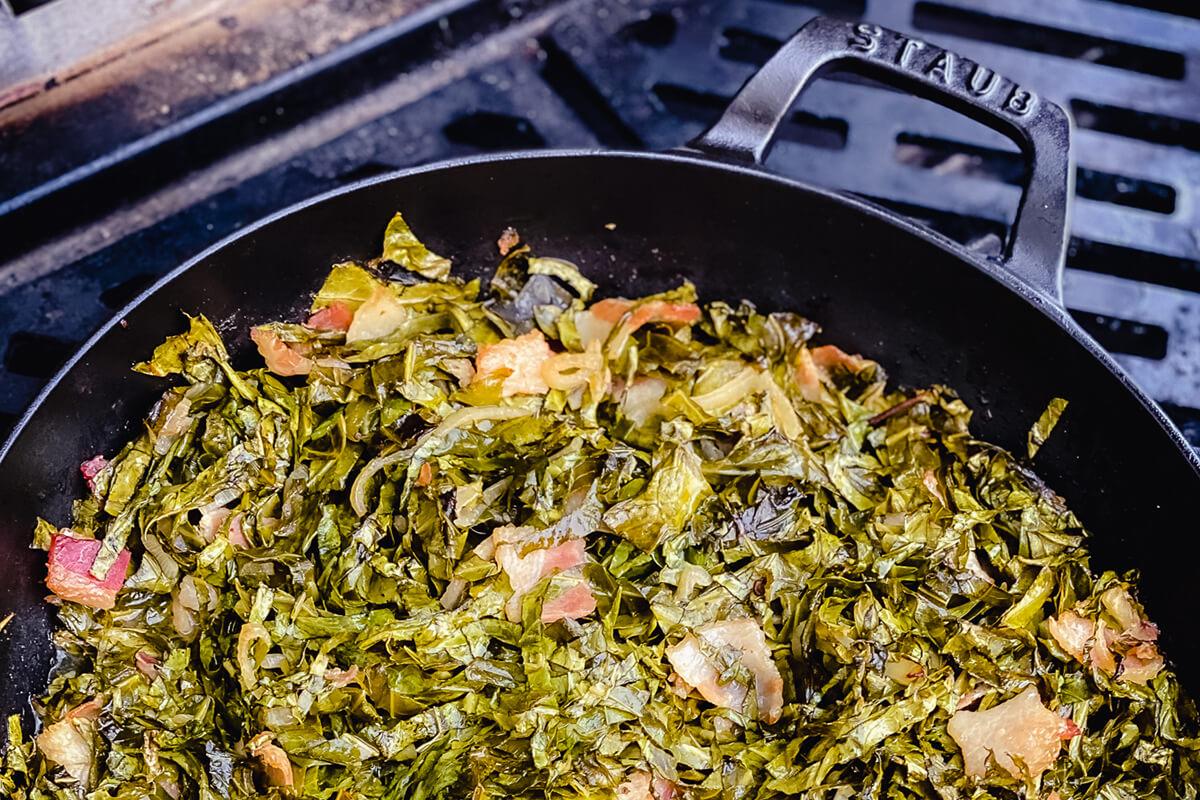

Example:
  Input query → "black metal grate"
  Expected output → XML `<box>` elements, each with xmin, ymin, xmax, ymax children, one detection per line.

<box><xmin>0</xmin><ymin>0</ymin><xmax>1197</xmax><ymax>447</ymax></box>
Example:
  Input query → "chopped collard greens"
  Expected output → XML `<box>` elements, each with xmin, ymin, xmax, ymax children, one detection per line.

<box><xmin>6</xmin><ymin>212</ymin><xmax>1200</xmax><ymax>800</ymax></box>
<box><xmin>1027</xmin><ymin>397</ymin><xmax>1068</xmax><ymax>460</ymax></box>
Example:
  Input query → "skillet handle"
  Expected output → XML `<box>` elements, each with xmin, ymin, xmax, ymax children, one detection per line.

<box><xmin>689</xmin><ymin>16</ymin><xmax>1072</xmax><ymax>306</ymax></box>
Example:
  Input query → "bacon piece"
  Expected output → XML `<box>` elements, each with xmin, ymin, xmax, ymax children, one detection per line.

<box><xmin>65</xmin><ymin>696</ymin><xmax>105</xmax><ymax>722</ymax></box>
<box><xmin>579</xmin><ymin>298</ymin><xmax>701</xmax><ymax>352</ymax></box>
<box><xmin>37</xmin><ymin>695</ymin><xmax>106</xmax><ymax>784</ymax></box>
<box><xmin>607</xmin><ymin>300</ymin><xmax>702</xmax><ymax>356</ymax></box>
<box><xmin>589</xmin><ymin>298</ymin><xmax>634</xmax><ymax>325</ymax></box>
<box><xmin>666</xmin><ymin>618</ymin><xmax>783</xmax><ymax>723</ymax></box>
<box><xmin>46</xmin><ymin>533</ymin><xmax>130</xmax><ymax>610</ymax></box>
<box><xmin>1048</xmin><ymin>588</ymin><xmax>1164</xmax><ymax>681</ymax></box>
<box><xmin>306</xmin><ymin>300</ymin><xmax>354</xmax><ymax>332</ymax></box>
<box><xmin>540</xmin><ymin>579</ymin><xmax>596</xmax><ymax>624</ymax></box>
<box><xmin>793</xmin><ymin>347</ymin><xmax>830</xmax><ymax>403</ymax></box>
<box><xmin>473</xmin><ymin>330</ymin><xmax>553</xmax><ymax>396</ymax></box>
<box><xmin>947</xmin><ymin>686</ymin><xmax>1078</xmax><ymax>779</ymax></box>
<box><xmin>227</xmin><ymin>514</ymin><xmax>249</xmax><ymax>548</ymax></box>
<box><xmin>479</xmin><ymin>526</ymin><xmax>594</xmax><ymax>623</ymax></box>
<box><xmin>1091</xmin><ymin>621</ymin><xmax>1118</xmax><ymax>675</ymax></box>
<box><xmin>616</xmin><ymin>771</ymin><xmax>676</xmax><ymax>800</ymax></box>
<box><xmin>809</xmin><ymin>344</ymin><xmax>872</xmax><ymax>372</ymax></box>
<box><xmin>79</xmin><ymin>455</ymin><xmax>108</xmax><ymax>495</ymax></box>
<box><xmin>795</xmin><ymin>345</ymin><xmax>875</xmax><ymax>403</ymax></box>
<box><xmin>617</xmin><ymin>771</ymin><xmax>653</xmax><ymax>800</ymax></box>
<box><xmin>249</xmin><ymin>733</ymin><xmax>293</xmax><ymax>789</ymax></box>
<box><xmin>1047</xmin><ymin>610</ymin><xmax>1094</xmax><ymax>664</ymax></box>
<box><xmin>198</xmin><ymin>507</ymin><xmax>229</xmax><ymax>543</ymax></box>
<box><xmin>324</xmin><ymin>665</ymin><xmax>359</xmax><ymax>687</ymax></box>
<box><xmin>666</xmin><ymin>634</ymin><xmax>746</xmax><ymax>714</ymax></box>
<box><xmin>625</xmin><ymin>301</ymin><xmax>702</xmax><ymax>331</ymax></box>
<box><xmin>198</xmin><ymin>508</ymin><xmax>248</xmax><ymax>548</ymax></box>
<box><xmin>497</xmin><ymin>227</ymin><xmax>520</xmax><ymax>256</ymax></box>
<box><xmin>251</xmin><ymin>328</ymin><xmax>313</xmax><ymax>376</ymax></box>
<box><xmin>922</xmin><ymin>469</ymin><xmax>946</xmax><ymax>506</ymax></box>
<box><xmin>415</xmin><ymin>462</ymin><xmax>433</xmax><ymax>487</ymax></box>
<box><xmin>135</xmin><ymin>650</ymin><xmax>160</xmax><ymax>680</ymax></box>
<box><xmin>495</xmin><ymin>536</ymin><xmax>587</xmax><ymax>622</ymax></box>
<box><xmin>1119</xmin><ymin>643</ymin><xmax>1164</xmax><ymax>685</ymax></box>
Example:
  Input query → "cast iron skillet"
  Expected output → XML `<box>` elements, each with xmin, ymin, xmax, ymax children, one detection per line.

<box><xmin>2</xmin><ymin>17</ymin><xmax>1199</xmax><ymax>727</ymax></box>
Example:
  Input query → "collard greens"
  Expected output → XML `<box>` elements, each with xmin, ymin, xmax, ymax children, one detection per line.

<box><xmin>4</xmin><ymin>215</ymin><xmax>1199</xmax><ymax>799</ymax></box>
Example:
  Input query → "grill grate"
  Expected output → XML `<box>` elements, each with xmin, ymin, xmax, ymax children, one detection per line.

<box><xmin>0</xmin><ymin>0</ymin><xmax>1197</xmax><ymax>447</ymax></box>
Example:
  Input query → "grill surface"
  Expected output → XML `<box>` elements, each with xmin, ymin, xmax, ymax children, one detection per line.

<box><xmin>0</xmin><ymin>0</ymin><xmax>1197</xmax><ymax>447</ymax></box>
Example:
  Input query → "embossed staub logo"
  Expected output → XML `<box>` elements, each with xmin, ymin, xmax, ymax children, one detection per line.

<box><xmin>847</xmin><ymin>23</ymin><xmax>1037</xmax><ymax>117</ymax></box>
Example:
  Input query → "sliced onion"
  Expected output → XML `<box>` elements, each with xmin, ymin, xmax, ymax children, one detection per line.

<box><xmin>37</xmin><ymin>717</ymin><xmax>95</xmax><ymax>785</ymax></box>
<box><xmin>758</xmin><ymin>375</ymin><xmax>801</xmax><ymax>440</ymax></box>
<box><xmin>345</xmin><ymin>285</ymin><xmax>410</xmax><ymax>344</ymax></box>
<box><xmin>692</xmin><ymin>365</ymin><xmax>758</xmax><ymax>415</ymax></box>
<box><xmin>440</xmin><ymin>578</ymin><xmax>469</xmax><ymax>610</ymax></box>
<box><xmin>884</xmin><ymin>657</ymin><xmax>925</xmax><ymax>685</ymax></box>
<box><xmin>170</xmin><ymin>576</ymin><xmax>205</xmax><ymax>640</ymax></box>
<box><xmin>620</xmin><ymin>377</ymin><xmax>667</xmax><ymax>427</ymax></box>
<box><xmin>153</xmin><ymin>397</ymin><xmax>193</xmax><ymax>455</ymax></box>
<box><xmin>575</xmin><ymin>309</ymin><xmax>617</xmax><ymax>350</ymax></box>
<box><xmin>262</xmin><ymin>706</ymin><xmax>296</xmax><ymax>729</ymax></box>
<box><xmin>237</xmin><ymin>622</ymin><xmax>272</xmax><ymax>689</ymax></box>
<box><xmin>542</xmin><ymin>340</ymin><xmax>609</xmax><ymax>400</ymax></box>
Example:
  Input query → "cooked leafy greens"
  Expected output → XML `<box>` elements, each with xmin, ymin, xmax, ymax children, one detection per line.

<box><xmin>4</xmin><ymin>214</ymin><xmax>1199</xmax><ymax>800</ymax></box>
<box><xmin>1028</xmin><ymin>397</ymin><xmax>1068</xmax><ymax>459</ymax></box>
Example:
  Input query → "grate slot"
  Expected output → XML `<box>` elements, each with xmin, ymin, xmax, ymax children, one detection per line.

<box><xmin>652</xmin><ymin>84</ymin><xmax>848</xmax><ymax>150</ymax></box>
<box><xmin>1085</xmin><ymin>0</ymin><xmax>1200</xmax><ymax>21</ymax></box>
<box><xmin>1070</xmin><ymin>99</ymin><xmax>1200</xmax><ymax>152</ymax></box>
<box><xmin>756</xmin><ymin>0</ymin><xmax>866</xmax><ymax>16</ymax></box>
<box><xmin>895</xmin><ymin>133</ymin><xmax>1025</xmax><ymax>184</ymax></box>
<box><xmin>894</xmin><ymin>133</ymin><xmax>1176</xmax><ymax>214</ymax></box>
<box><xmin>719</xmin><ymin>27</ymin><xmax>782</xmax><ymax>67</ymax></box>
<box><xmin>539</xmin><ymin>37</ymin><xmax>643</xmax><ymax>149</ymax></box>
<box><xmin>4</xmin><ymin>332</ymin><xmax>79</xmax><ymax>379</ymax></box>
<box><xmin>336</xmin><ymin>161</ymin><xmax>403</xmax><ymax>184</ymax></box>
<box><xmin>912</xmin><ymin>2</ymin><xmax>1186</xmax><ymax>80</ymax></box>
<box><xmin>1069</xmin><ymin>311</ymin><xmax>1169</xmax><ymax>359</ymax></box>
<box><xmin>99</xmin><ymin>273</ymin><xmax>157</xmax><ymax>310</ymax></box>
<box><xmin>1067</xmin><ymin>238</ymin><xmax>1200</xmax><ymax>294</ymax></box>
<box><xmin>1076</xmin><ymin>168</ymin><xmax>1176</xmax><ymax>215</ymax></box>
<box><xmin>443</xmin><ymin>112</ymin><xmax>546</xmax><ymax>150</ymax></box>
<box><xmin>8</xmin><ymin>0</ymin><xmax>55</xmax><ymax>14</ymax></box>
<box><xmin>619</xmin><ymin>11</ymin><xmax>678</xmax><ymax>48</ymax></box>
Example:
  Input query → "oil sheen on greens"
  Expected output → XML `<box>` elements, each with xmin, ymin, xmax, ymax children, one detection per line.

<box><xmin>3</xmin><ymin>213</ymin><xmax>1198</xmax><ymax>800</ymax></box>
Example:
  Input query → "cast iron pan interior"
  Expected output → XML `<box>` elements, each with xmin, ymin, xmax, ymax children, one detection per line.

<box><xmin>1</xmin><ymin>152</ymin><xmax>1197</xmax><ymax>725</ymax></box>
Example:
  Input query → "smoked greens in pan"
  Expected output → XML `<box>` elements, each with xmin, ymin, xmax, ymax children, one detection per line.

<box><xmin>4</xmin><ymin>213</ymin><xmax>1199</xmax><ymax>799</ymax></box>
